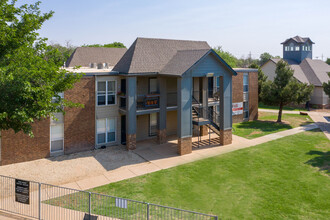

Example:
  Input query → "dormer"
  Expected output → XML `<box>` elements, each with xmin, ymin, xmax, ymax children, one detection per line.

<box><xmin>281</xmin><ymin>36</ymin><xmax>314</xmax><ymax>63</ymax></box>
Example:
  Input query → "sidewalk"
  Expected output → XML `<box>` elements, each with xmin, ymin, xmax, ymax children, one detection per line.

<box><xmin>62</xmin><ymin>123</ymin><xmax>319</xmax><ymax>191</ymax></box>
<box><xmin>259</xmin><ymin>108</ymin><xmax>302</xmax><ymax>114</ymax></box>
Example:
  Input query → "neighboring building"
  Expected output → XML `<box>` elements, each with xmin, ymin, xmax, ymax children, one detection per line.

<box><xmin>261</xmin><ymin>36</ymin><xmax>330</xmax><ymax>108</ymax></box>
<box><xmin>0</xmin><ymin>38</ymin><xmax>258</xmax><ymax>166</ymax></box>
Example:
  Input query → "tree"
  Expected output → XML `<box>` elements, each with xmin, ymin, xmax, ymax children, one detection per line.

<box><xmin>0</xmin><ymin>0</ymin><xmax>82</xmax><ymax>136</ymax></box>
<box><xmin>323</xmin><ymin>73</ymin><xmax>330</xmax><ymax>96</ymax></box>
<box><xmin>259</xmin><ymin>52</ymin><xmax>273</xmax><ymax>66</ymax></box>
<box><xmin>260</xmin><ymin>60</ymin><xmax>313</xmax><ymax>122</ymax></box>
<box><xmin>82</xmin><ymin>42</ymin><xmax>126</xmax><ymax>48</ymax></box>
<box><xmin>213</xmin><ymin>46</ymin><xmax>239</xmax><ymax>68</ymax></box>
<box><xmin>249</xmin><ymin>63</ymin><xmax>267</xmax><ymax>102</ymax></box>
<box><xmin>326</xmin><ymin>58</ymin><xmax>330</xmax><ymax>65</ymax></box>
<box><xmin>48</xmin><ymin>41</ymin><xmax>76</xmax><ymax>66</ymax></box>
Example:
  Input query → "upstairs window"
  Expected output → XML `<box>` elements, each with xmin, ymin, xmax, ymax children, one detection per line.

<box><xmin>243</xmin><ymin>73</ymin><xmax>249</xmax><ymax>92</ymax></box>
<box><xmin>295</xmin><ymin>46</ymin><xmax>300</xmax><ymax>51</ymax></box>
<box><xmin>97</xmin><ymin>81</ymin><xmax>116</xmax><ymax>106</ymax></box>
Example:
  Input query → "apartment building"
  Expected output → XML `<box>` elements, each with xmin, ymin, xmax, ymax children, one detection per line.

<box><xmin>0</xmin><ymin>38</ymin><xmax>258</xmax><ymax>165</ymax></box>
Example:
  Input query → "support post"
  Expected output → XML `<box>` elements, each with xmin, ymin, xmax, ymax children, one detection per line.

<box><xmin>158</xmin><ymin>76</ymin><xmax>167</xmax><ymax>144</ymax></box>
<box><xmin>126</xmin><ymin>77</ymin><xmax>137</xmax><ymax>150</ymax></box>
<box><xmin>200</xmin><ymin>77</ymin><xmax>209</xmax><ymax>136</ymax></box>
<box><xmin>218</xmin><ymin>75</ymin><xmax>233</xmax><ymax>145</ymax></box>
<box><xmin>177</xmin><ymin>77</ymin><xmax>193</xmax><ymax>155</ymax></box>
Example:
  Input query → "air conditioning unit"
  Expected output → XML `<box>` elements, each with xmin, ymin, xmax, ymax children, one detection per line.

<box><xmin>97</xmin><ymin>63</ymin><xmax>104</xmax><ymax>69</ymax></box>
<box><xmin>90</xmin><ymin>63</ymin><xmax>97</xmax><ymax>68</ymax></box>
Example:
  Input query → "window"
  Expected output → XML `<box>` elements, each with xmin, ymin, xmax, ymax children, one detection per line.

<box><xmin>243</xmin><ymin>102</ymin><xmax>249</xmax><ymax>120</ymax></box>
<box><xmin>295</xmin><ymin>46</ymin><xmax>300</xmax><ymax>51</ymax></box>
<box><xmin>289</xmin><ymin>43</ymin><xmax>294</xmax><ymax>51</ymax></box>
<box><xmin>97</xmin><ymin>81</ymin><xmax>116</xmax><ymax>106</ymax></box>
<box><xmin>284</xmin><ymin>46</ymin><xmax>289</xmax><ymax>51</ymax></box>
<box><xmin>149</xmin><ymin>113</ymin><xmax>157</xmax><ymax>136</ymax></box>
<box><xmin>50</xmin><ymin>113</ymin><xmax>64</xmax><ymax>153</ymax></box>
<box><xmin>149</xmin><ymin>78</ymin><xmax>158</xmax><ymax>94</ymax></box>
<box><xmin>97</xmin><ymin>118</ymin><xmax>116</xmax><ymax>144</ymax></box>
<box><xmin>243</xmin><ymin>73</ymin><xmax>249</xmax><ymax>92</ymax></box>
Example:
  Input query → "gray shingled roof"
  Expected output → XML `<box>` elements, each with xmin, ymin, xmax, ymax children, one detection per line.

<box><xmin>66</xmin><ymin>47</ymin><xmax>127</xmax><ymax>67</ymax></box>
<box><xmin>281</xmin><ymin>35</ymin><xmax>314</xmax><ymax>44</ymax></box>
<box><xmin>266</xmin><ymin>58</ymin><xmax>330</xmax><ymax>86</ymax></box>
<box><xmin>300</xmin><ymin>58</ymin><xmax>330</xmax><ymax>86</ymax></box>
<box><xmin>113</xmin><ymin>38</ymin><xmax>211</xmax><ymax>74</ymax></box>
<box><xmin>160</xmin><ymin>49</ymin><xmax>210</xmax><ymax>76</ymax></box>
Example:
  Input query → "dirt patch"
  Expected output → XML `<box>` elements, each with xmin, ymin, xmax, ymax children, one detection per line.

<box><xmin>0</xmin><ymin>145</ymin><xmax>147</xmax><ymax>185</ymax></box>
<box><xmin>249</xmin><ymin>131</ymin><xmax>262</xmax><ymax>136</ymax></box>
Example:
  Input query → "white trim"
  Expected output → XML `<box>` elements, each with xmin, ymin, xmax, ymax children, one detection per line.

<box><xmin>96</xmin><ymin>80</ymin><xmax>117</xmax><ymax>106</ymax></box>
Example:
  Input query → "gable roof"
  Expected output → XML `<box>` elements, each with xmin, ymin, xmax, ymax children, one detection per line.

<box><xmin>113</xmin><ymin>38</ymin><xmax>211</xmax><ymax>74</ymax></box>
<box><xmin>281</xmin><ymin>35</ymin><xmax>314</xmax><ymax>45</ymax></box>
<box><xmin>66</xmin><ymin>47</ymin><xmax>127</xmax><ymax>67</ymax></box>
<box><xmin>262</xmin><ymin>58</ymin><xmax>330</xmax><ymax>86</ymax></box>
<box><xmin>300</xmin><ymin>58</ymin><xmax>330</xmax><ymax>86</ymax></box>
<box><xmin>160</xmin><ymin>49</ymin><xmax>210</xmax><ymax>76</ymax></box>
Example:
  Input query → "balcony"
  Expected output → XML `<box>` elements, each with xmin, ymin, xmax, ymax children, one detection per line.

<box><xmin>119</xmin><ymin>94</ymin><xmax>160</xmax><ymax>110</ymax></box>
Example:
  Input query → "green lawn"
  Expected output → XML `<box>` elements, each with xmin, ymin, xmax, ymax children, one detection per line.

<box><xmin>259</xmin><ymin>102</ymin><xmax>306</xmax><ymax>111</ymax></box>
<box><xmin>87</xmin><ymin>129</ymin><xmax>330</xmax><ymax>219</ymax></box>
<box><xmin>233</xmin><ymin>112</ymin><xmax>313</xmax><ymax>139</ymax></box>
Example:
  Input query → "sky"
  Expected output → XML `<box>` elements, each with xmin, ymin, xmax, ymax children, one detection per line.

<box><xmin>17</xmin><ymin>0</ymin><xmax>330</xmax><ymax>60</ymax></box>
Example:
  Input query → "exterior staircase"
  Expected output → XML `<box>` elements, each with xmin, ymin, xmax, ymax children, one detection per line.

<box><xmin>191</xmin><ymin>98</ymin><xmax>220</xmax><ymax>136</ymax></box>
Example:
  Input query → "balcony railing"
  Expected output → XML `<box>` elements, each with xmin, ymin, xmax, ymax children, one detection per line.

<box><xmin>137</xmin><ymin>94</ymin><xmax>160</xmax><ymax>110</ymax></box>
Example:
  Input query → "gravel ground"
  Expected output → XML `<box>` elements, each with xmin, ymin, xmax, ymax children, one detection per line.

<box><xmin>0</xmin><ymin>145</ymin><xmax>146</xmax><ymax>185</ymax></box>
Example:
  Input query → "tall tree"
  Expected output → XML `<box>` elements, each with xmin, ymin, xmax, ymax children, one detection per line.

<box><xmin>249</xmin><ymin>63</ymin><xmax>267</xmax><ymax>102</ymax></box>
<box><xmin>82</xmin><ymin>42</ymin><xmax>126</xmax><ymax>48</ymax></box>
<box><xmin>326</xmin><ymin>58</ymin><xmax>330</xmax><ymax>65</ymax></box>
<box><xmin>259</xmin><ymin>52</ymin><xmax>273</xmax><ymax>66</ymax></box>
<box><xmin>213</xmin><ymin>46</ymin><xmax>239</xmax><ymax>68</ymax></box>
<box><xmin>260</xmin><ymin>60</ymin><xmax>313</xmax><ymax>122</ymax></box>
<box><xmin>48</xmin><ymin>41</ymin><xmax>76</xmax><ymax>66</ymax></box>
<box><xmin>0</xmin><ymin>0</ymin><xmax>82</xmax><ymax>136</ymax></box>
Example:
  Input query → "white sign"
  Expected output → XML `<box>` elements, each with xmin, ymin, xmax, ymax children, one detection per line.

<box><xmin>115</xmin><ymin>198</ymin><xmax>128</xmax><ymax>209</ymax></box>
<box><xmin>232</xmin><ymin>102</ymin><xmax>243</xmax><ymax>115</ymax></box>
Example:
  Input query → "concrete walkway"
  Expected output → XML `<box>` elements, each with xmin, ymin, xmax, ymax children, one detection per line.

<box><xmin>61</xmin><ymin>123</ymin><xmax>319</xmax><ymax>191</ymax></box>
<box><xmin>259</xmin><ymin>108</ymin><xmax>302</xmax><ymax>114</ymax></box>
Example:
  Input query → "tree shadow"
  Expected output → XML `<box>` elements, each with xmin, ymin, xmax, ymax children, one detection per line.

<box><xmin>305</xmin><ymin>150</ymin><xmax>330</xmax><ymax>175</ymax></box>
<box><xmin>235</xmin><ymin>120</ymin><xmax>293</xmax><ymax>132</ymax></box>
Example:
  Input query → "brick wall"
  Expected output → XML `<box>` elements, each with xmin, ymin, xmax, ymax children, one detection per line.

<box><xmin>64</xmin><ymin>76</ymin><xmax>95</xmax><ymax>154</ymax></box>
<box><xmin>1</xmin><ymin>119</ymin><xmax>50</xmax><ymax>166</ymax></box>
<box><xmin>249</xmin><ymin>72</ymin><xmax>258</xmax><ymax>121</ymax></box>
<box><xmin>231</xmin><ymin>71</ymin><xmax>258</xmax><ymax>123</ymax></box>
<box><xmin>232</xmin><ymin>73</ymin><xmax>243</xmax><ymax>123</ymax></box>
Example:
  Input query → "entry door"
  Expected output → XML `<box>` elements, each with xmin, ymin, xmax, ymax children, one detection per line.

<box><xmin>121</xmin><ymin>115</ymin><xmax>126</xmax><ymax>145</ymax></box>
<box><xmin>50</xmin><ymin>113</ymin><xmax>64</xmax><ymax>153</ymax></box>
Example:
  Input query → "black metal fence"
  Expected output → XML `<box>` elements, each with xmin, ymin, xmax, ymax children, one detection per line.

<box><xmin>0</xmin><ymin>175</ymin><xmax>218</xmax><ymax>220</ymax></box>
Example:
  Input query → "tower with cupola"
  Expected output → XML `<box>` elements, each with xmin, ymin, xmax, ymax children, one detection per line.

<box><xmin>281</xmin><ymin>36</ymin><xmax>314</xmax><ymax>63</ymax></box>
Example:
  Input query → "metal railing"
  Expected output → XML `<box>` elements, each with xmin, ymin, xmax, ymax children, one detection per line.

<box><xmin>0</xmin><ymin>174</ymin><xmax>218</xmax><ymax>220</ymax></box>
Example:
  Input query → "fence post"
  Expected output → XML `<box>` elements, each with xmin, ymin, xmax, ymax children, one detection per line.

<box><xmin>214</xmin><ymin>215</ymin><xmax>218</xmax><ymax>220</ymax></box>
<box><xmin>89</xmin><ymin>192</ymin><xmax>91</xmax><ymax>220</ymax></box>
<box><xmin>147</xmin><ymin>203</ymin><xmax>150</xmax><ymax>220</ymax></box>
<box><xmin>38</xmin><ymin>183</ymin><xmax>41</xmax><ymax>220</ymax></box>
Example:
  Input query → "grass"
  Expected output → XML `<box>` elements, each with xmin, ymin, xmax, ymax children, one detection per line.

<box><xmin>82</xmin><ymin>129</ymin><xmax>329</xmax><ymax>219</ymax></box>
<box><xmin>232</xmin><ymin>112</ymin><xmax>313</xmax><ymax>139</ymax></box>
<box><xmin>258</xmin><ymin>102</ymin><xmax>306</xmax><ymax>111</ymax></box>
<box><xmin>45</xmin><ymin>130</ymin><xmax>329</xmax><ymax>219</ymax></box>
